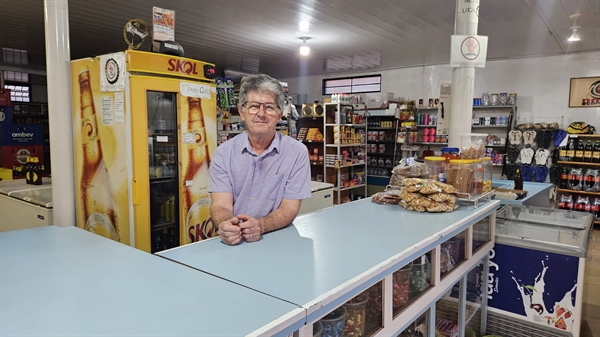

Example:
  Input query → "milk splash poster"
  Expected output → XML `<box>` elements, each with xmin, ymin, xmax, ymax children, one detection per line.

<box><xmin>488</xmin><ymin>244</ymin><xmax>579</xmax><ymax>332</ymax></box>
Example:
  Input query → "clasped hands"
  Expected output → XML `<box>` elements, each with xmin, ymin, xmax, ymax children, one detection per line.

<box><xmin>217</xmin><ymin>214</ymin><xmax>262</xmax><ymax>245</ymax></box>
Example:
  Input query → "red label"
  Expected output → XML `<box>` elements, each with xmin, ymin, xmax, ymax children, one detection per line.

<box><xmin>558</xmin><ymin>202</ymin><xmax>566</xmax><ymax>209</ymax></box>
<box><xmin>585</xmin><ymin>204</ymin><xmax>591</xmax><ymax>212</ymax></box>
<box><xmin>167</xmin><ymin>59</ymin><xmax>199</xmax><ymax>75</ymax></box>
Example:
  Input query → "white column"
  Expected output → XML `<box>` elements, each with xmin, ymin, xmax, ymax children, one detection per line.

<box><xmin>44</xmin><ymin>0</ymin><xmax>75</xmax><ymax>227</ymax></box>
<box><xmin>448</xmin><ymin>0</ymin><xmax>480</xmax><ymax>148</ymax></box>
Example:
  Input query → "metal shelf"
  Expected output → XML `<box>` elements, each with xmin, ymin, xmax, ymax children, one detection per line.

<box><xmin>367</xmin><ymin>152</ymin><xmax>395</xmax><ymax>156</ymax></box>
<box><xmin>151</xmin><ymin>220</ymin><xmax>177</xmax><ymax>231</ymax></box>
<box><xmin>301</xmin><ymin>140</ymin><xmax>323</xmax><ymax>143</ymax></box>
<box><xmin>471</xmin><ymin>125</ymin><xmax>509</xmax><ymax>128</ymax></box>
<box><xmin>486</xmin><ymin>144</ymin><xmax>506</xmax><ymax>148</ymax></box>
<box><xmin>325</xmin><ymin>144</ymin><xmax>367</xmax><ymax>147</ymax></box>
<box><xmin>473</xmin><ymin>105</ymin><xmax>516</xmax><ymax>109</ymax></box>
<box><xmin>556</xmin><ymin>188</ymin><xmax>600</xmax><ymax>196</ymax></box>
<box><xmin>413</xmin><ymin>142</ymin><xmax>448</xmax><ymax>145</ymax></box>
<box><xmin>416</xmin><ymin>125</ymin><xmax>437</xmax><ymax>127</ymax></box>
<box><xmin>326</xmin><ymin>162</ymin><xmax>366</xmax><ymax>168</ymax></box>
<box><xmin>217</xmin><ymin>130</ymin><xmax>244</xmax><ymax>134</ymax></box>
<box><xmin>335</xmin><ymin>184</ymin><xmax>367</xmax><ymax>192</ymax></box>
<box><xmin>325</xmin><ymin>124</ymin><xmax>366</xmax><ymax>127</ymax></box>
<box><xmin>367</xmin><ymin>140</ymin><xmax>396</xmax><ymax>143</ymax></box>
<box><xmin>366</xmin><ymin>127</ymin><xmax>396</xmax><ymax>130</ymax></box>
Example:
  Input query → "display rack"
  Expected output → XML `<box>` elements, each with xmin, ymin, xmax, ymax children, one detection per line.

<box><xmin>324</xmin><ymin>103</ymin><xmax>367</xmax><ymax>204</ymax></box>
<box><xmin>472</xmin><ymin>105</ymin><xmax>517</xmax><ymax>171</ymax></box>
<box><xmin>295</xmin><ymin>114</ymin><xmax>325</xmax><ymax>182</ymax></box>
<box><xmin>365</xmin><ymin>110</ymin><xmax>401</xmax><ymax>181</ymax></box>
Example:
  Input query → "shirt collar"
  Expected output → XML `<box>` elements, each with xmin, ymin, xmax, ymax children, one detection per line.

<box><xmin>241</xmin><ymin>132</ymin><xmax>281</xmax><ymax>156</ymax></box>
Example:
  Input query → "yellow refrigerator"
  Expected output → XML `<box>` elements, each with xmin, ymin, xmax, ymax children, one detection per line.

<box><xmin>71</xmin><ymin>50</ymin><xmax>217</xmax><ymax>253</ymax></box>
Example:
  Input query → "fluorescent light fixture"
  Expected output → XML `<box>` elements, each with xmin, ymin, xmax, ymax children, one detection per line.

<box><xmin>299</xmin><ymin>37</ymin><xmax>310</xmax><ymax>56</ymax></box>
<box><xmin>299</xmin><ymin>20</ymin><xmax>310</xmax><ymax>32</ymax></box>
<box><xmin>568</xmin><ymin>26</ymin><xmax>581</xmax><ymax>42</ymax></box>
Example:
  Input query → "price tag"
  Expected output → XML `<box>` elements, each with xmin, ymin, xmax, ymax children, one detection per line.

<box><xmin>157</xmin><ymin>136</ymin><xmax>169</xmax><ymax>142</ymax></box>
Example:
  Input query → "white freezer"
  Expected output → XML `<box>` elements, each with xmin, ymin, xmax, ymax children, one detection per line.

<box><xmin>0</xmin><ymin>179</ymin><xmax>53</xmax><ymax>232</ymax></box>
<box><xmin>298</xmin><ymin>181</ymin><xmax>334</xmax><ymax>215</ymax></box>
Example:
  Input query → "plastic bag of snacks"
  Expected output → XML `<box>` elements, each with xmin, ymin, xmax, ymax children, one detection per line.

<box><xmin>396</xmin><ymin>179</ymin><xmax>458</xmax><ymax>213</ymax></box>
<box><xmin>390</xmin><ymin>158</ymin><xmax>428</xmax><ymax>185</ymax></box>
<box><xmin>460</xmin><ymin>133</ymin><xmax>487</xmax><ymax>159</ymax></box>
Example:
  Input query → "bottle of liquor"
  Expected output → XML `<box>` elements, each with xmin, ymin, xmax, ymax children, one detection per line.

<box><xmin>559</xmin><ymin>167</ymin><xmax>569</xmax><ymax>189</ymax></box>
<box><xmin>78</xmin><ymin>68</ymin><xmax>120</xmax><ymax>241</ymax></box>
<box><xmin>584</xmin><ymin>140</ymin><xmax>593</xmax><ymax>162</ymax></box>
<box><xmin>183</xmin><ymin>97</ymin><xmax>214</xmax><ymax>244</ymax></box>
<box><xmin>593</xmin><ymin>141</ymin><xmax>600</xmax><ymax>163</ymax></box>
<box><xmin>574</xmin><ymin>139</ymin><xmax>584</xmax><ymax>162</ymax></box>
<box><xmin>566</xmin><ymin>138</ymin><xmax>576</xmax><ymax>161</ymax></box>
<box><xmin>514</xmin><ymin>167</ymin><xmax>524</xmax><ymax>190</ymax></box>
<box><xmin>559</xmin><ymin>144</ymin><xmax>568</xmax><ymax>161</ymax></box>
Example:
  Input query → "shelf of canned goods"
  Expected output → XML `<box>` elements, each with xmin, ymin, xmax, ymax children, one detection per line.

<box><xmin>158</xmin><ymin>198</ymin><xmax>499</xmax><ymax>337</ymax></box>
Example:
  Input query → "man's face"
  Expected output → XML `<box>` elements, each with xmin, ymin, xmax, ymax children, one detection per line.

<box><xmin>240</xmin><ymin>90</ymin><xmax>282</xmax><ymax>137</ymax></box>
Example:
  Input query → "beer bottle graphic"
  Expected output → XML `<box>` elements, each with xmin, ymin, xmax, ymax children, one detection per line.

<box><xmin>78</xmin><ymin>68</ymin><xmax>120</xmax><ymax>241</ymax></box>
<box><xmin>183</xmin><ymin>97</ymin><xmax>214</xmax><ymax>243</ymax></box>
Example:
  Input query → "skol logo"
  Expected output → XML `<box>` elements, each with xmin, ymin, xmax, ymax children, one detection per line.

<box><xmin>167</xmin><ymin>59</ymin><xmax>199</xmax><ymax>75</ymax></box>
<box><xmin>187</xmin><ymin>216</ymin><xmax>215</xmax><ymax>242</ymax></box>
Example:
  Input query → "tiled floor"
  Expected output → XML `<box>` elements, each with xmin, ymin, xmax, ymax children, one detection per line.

<box><xmin>582</xmin><ymin>225</ymin><xmax>600</xmax><ymax>337</ymax></box>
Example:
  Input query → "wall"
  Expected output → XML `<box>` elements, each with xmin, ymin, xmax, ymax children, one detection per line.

<box><xmin>282</xmin><ymin>50</ymin><xmax>600</xmax><ymax>128</ymax></box>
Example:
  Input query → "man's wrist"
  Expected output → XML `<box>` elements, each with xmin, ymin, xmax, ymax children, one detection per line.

<box><xmin>257</xmin><ymin>218</ymin><xmax>265</xmax><ymax>235</ymax></box>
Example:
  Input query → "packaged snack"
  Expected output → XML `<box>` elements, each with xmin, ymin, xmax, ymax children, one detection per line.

<box><xmin>420</xmin><ymin>182</ymin><xmax>443</xmax><ymax>195</ymax></box>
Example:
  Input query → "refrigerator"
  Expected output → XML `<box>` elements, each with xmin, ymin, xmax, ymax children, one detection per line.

<box><xmin>0</xmin><ymin>178</ymin><xmax>52</xmax><ymax>232</ymax></box>
<box><xmin>298</xmin><ymin>181</ymin><xmax>334</xmax><ymax>215</ymax></box>
<box><xmin>71</xmin><ymin>50</ymin><xmax>217</xmax><ymax>253</ymax></box>
<box><xmin>486</xmin><ymin>205</ymin><xmax>593</xmax><ymax>337</ymax></box>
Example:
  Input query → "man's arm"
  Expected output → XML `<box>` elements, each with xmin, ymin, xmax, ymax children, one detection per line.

<box><xmin>237</xmin><ymin>198</ymin><xmax>301</xmax><ymax>241</ymax></box>
<box><xmin>211</xmin><ymin>192</ymin><xmax>243</xmax><ymax>245</ymax></box>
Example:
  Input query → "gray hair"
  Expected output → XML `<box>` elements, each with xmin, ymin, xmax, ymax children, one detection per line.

<box><xmin>238</xmin><ymin>74</ymin><xmax>285</xmax><ymax>111</ymax></box>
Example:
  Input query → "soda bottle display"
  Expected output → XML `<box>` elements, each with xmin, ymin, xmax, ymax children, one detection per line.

<box><xmin>78</xmin><ymin>68</ymin><xmax>120</xmax><ymax>241</ymax></box>
<box><xmin>183</xmin><ymin>97</ymin><xmax>214</xmax><ymax>244</ymax></box>
<box><xmin>593</xmin><ymin>141</ymin><xmax>600</xmax><ymax>163</ymax></box>
<box><xmin>558</xmin><ymin>145</ymin><xmax>568</xmax><ymax>161</ymax></box>
<box><xmin>584</xmin><ymin>140</ymin><xmax>593</xmax><ymax>162</ymax></box>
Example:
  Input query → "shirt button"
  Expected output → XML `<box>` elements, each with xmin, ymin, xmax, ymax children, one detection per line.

<box><xmin>250</xmin><ymin>197</ymin><xmax>254</xmax><ymax>201</ymax></box>
<box><xmin>254</xmin><ymin>178</ymin><xmax>258</xmax><ymax>181</ymax></box>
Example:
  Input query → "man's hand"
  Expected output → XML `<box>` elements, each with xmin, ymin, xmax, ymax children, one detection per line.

<box><xmin>237</xmin><ymin>214</ymin><xmax>262</xmax><ymax>243</ymax></box>
<box><xmin>217</xmin><ymin>217</ymin><xmax>242</xmax><ymax>245</ymax></box>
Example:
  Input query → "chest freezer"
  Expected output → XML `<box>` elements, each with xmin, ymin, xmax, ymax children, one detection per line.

<box><xmin>486</xmin><ymin>205</ymin><xmax>593</xmax><ymax>337</ymax></box>
<box><xmin>298</xmin><ymin>181</ymin><xmax>334</xmax><ymax>215</ymax></box>
<box><xmin>0</xmin><ymin>179</ymin><xmax>53</xmax><ymax>232</ymax></box>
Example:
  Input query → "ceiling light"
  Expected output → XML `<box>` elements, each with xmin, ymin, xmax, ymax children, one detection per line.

<box><xmin>568</xmin><ymin>26</ymin><xmax>581</xmax><ymax>42</ymax></box>
<box><xmin>299</xmin><ymin>37</ymin><xmax>310</xmax><ymax>56</ymax></box>
<box><xmin>299</xmin><ymin>20</ymin><xmax>310</xmax><ymax>32</ymax></box>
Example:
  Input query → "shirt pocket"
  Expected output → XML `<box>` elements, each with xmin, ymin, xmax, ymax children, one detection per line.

<box><xmin>263</xmin><ymin>174</ymin><xmax>285</xmax><ymax>201</ymax></box>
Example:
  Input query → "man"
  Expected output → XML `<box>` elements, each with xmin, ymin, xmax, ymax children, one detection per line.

<box><xmin>209</xmin><ymin>74</ymin><xmax>311</xmax><ymax>245</ymax></box>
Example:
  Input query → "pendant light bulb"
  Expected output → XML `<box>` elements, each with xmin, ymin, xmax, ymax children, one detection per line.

<box><xmin>299</xmin><ymin>37</ymin><xmax>311</xmax><ymax>56</ymax></box>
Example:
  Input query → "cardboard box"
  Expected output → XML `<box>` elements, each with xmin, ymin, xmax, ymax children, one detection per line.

<box><xmin>0</xmin><ymin>167</ymin><xmax>13</xmax><ymax>180</ymax></box>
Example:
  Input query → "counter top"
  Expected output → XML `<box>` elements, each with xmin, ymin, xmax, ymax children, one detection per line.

<box><xmin>0</xmin><ymin>226</ymin><xmax>305</xmax><ymax>336</ymax></box>
<box><xmin>492</xmin><ymin>179</ymin><xmax>552</xmax><ymax>206</ymax></box>
<box><xmin>160</xmin><ymin>198</ymin><xmax>499</xmax><ymax>320</ymax></box>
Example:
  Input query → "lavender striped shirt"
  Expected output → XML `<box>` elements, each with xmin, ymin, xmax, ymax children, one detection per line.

<box><xmin>209</xmin><ymin>132</ymin><xmax>311</xmax><ymax>219</ymax></box>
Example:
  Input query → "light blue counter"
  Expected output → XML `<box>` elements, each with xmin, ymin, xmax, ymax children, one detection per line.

<box><xmin>160</xmin><ymin>198</ymin><xmax>499</xmax><ymax>322</ymax></box>
<box><xmin>0</xmin><ymin>226</ymin><xmax>304</xmax><ymax>336</ymax></box>
<box><xmin>492</xmin><ymin>179</ymin><xmax>552</xmax><ymax>207</ymax></box>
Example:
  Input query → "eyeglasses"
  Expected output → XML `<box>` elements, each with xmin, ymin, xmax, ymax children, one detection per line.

<box><xmin>242</xmin><ymin>101</ymin><xmax>280</xmax><ymax>115</ymax></box>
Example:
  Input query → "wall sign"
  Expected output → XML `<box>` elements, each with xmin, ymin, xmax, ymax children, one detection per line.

<box><xmin>569</xmin><ymin>77</ymin><xmax>600</xmax><ymax>108</ymax></box>
<box><xmin>450</xmin><ymin>35</ymin><xmax>488</xmax><ymax>68</ymax></box>
<box><xmin>100</xmin><ymin>52</ymin><xmax>126</xmax><ymax>92</ymax></box>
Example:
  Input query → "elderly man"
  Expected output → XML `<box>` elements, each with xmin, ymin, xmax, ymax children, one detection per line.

<box><xmin>209</xmin><ymin>74</ymin><xmax>311</xmax><ymax>245</ymax></box>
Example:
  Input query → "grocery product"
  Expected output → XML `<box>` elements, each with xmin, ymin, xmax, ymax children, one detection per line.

<box><xmin>447</xmin><ymin>160</ymin><xmax>474</xmax><ymax>194</ymax></box>
<box><xmin>424</xmin><ymin>156</ymin><xmax>447</xmax><ymax>182</ymax></box>
<box><xmin>568</xmin><ymin>168</ymin><xmax>584</xmax><ymax>190</ymax></box>
<box><xmin>343</xmin><ymin>293</ymin><xmax>369</xmax><ymax>337</ymax></box>
<box><xmin>460</xmin><ymin>133</ymin><xmax>487</xmax><ymax>159</ymax></box>
<box><xmin>319</xmin><ymin>307</ymin><xmax>346</xmax><ymax>337</ymax></box>
<box><xmin>392</xmin><ymin>263</ymin><xmax>412</xmax><ymax>312</ymax></box>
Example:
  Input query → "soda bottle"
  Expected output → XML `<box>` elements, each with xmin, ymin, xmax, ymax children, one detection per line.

<box><xmin>566</xmin><ymin>138</ymin><xmax>576</xmax><ymax>161</ymax></box>
<box><xmin>593</xmin><ymin>141</ymin><xmax>600</xmax><ymax>163</ymax></box>
<box><xmin>558</xmin><ymin>194</ymin><xmax>567</xmax><ymax>209</ymax></box>
<box><xmin>584</xmin><ymin>196</ymin><xmax>592</xmax><ymax>213</ymax></box>
<box><xmin>584</xmin><ymin>140</ymin><xmax>593</xmax><ymax>162</ymax></box>
<box><xmin>514</xmin><ymin>167</ymin><xmax>524</xmax><ymax>190</ymax></box>
<box><xmin>575</xmin><ymin>195</ymin><xmax>586</xmax><ymax>212</ymax></box>
<box><xmin>593</xmin><ymin>198</ymin><xmax>600</xmax><ymax>220</ymax></box>
<box><xmin>559</xmin><ymin>167</ymin><xmax>569</xmax><ymax>189</ymax></box>
<box><xmin>78</xmin><ymin>68</ymin><xmax>120</xmax><ymax>241</ymax></box>
<box><xmin>565</xmin><ymin>194</ymin><xmax>574</xmax><ymax>211</ymax></box>
<box><xmin>183</xmin><ymin>97</ymin><xmax>214</xmax><ymax>244</ymax></box>
<box><xmin>574</xmin><ymin>139</ymin><xmax>584</xmax><ymax>162</ymax></box>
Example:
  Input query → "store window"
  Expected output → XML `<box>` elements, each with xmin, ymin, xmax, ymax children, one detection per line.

<box><xmin>322</xmin><ymin>75</ymin><xmax>381</xmax><ymax>95</ymax></box>
<box><xmin>4</xmin><ymin>84</ymin><xmax>30</xmax><ymax>102</ymax></box>
<box><xmin>2</xmin><ymin>48</ymin><xmax>28</xmax><ymax>65</ymax></box>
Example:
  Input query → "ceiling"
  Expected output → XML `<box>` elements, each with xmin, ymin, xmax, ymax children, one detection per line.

<box><xmin>0</xmin><ymin>0</ymin><xmax>599</xmax><ymax>79</ymax></box>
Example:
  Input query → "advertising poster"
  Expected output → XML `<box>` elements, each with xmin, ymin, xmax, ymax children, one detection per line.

<box><xmin>71</xmin><ymin>58</ymin><xmax>130</xmax><ymax>245</ymax></box>
<box><xmin>178</xmin><ymin>85</ymin><xmax>217</xmax><ymax>244</ymax></box>
<box><xmin>488</xmin><ymin>244</ymin><xmax>579</xmax><ymax>332</ymax></box>
<box><xmin>152</xmin><ymin>7</ymin><xmax>175</xmax><ymax>42</ymax></box>
<box><xmin>569</xmin><ymin>77</ymin><xmax>600</xmax><ymax>107</ymax></box>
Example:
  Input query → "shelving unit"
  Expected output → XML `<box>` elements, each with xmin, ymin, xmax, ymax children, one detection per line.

<box><xmin>295</xmin><ymin>115</ymin><xmax>325</xmax><ymax>181</ymax></box>
<box><xmin>472</xmin><ymin>104</ymin><xmax>517</xmax><ymax>172</ymax></box>
<box><xmin>323</xmin><ymin>103</ymin><xmax>367</xmax><ymax>204</ymax></box>
<box><xmin>363</xmin><ymin>110</ymin><xmax>401</xmax><ymax>189</ymax></box>
<box><xmin>555</xmin><ymin>146</ymin><xmax>600</xmax><ymax>215</ymax></box>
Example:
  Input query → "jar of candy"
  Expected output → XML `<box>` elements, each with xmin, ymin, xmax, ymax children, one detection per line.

<box><xmin>482</xmin><ymin>157</ymin><xmax>493</xmax><ymax>193</ymax></box>
<box><xmin>482</xmin><ymin>93</ymin><xmax>490</xmax><ymax>106</ymax></box>
<box><xmin>508</xmin><ymin>92</ymin><xmax>517</xmax><ymax>106</ymax></box>
<box><xmin>471</xmin><ymin>159</ymin><xmax>484</xmax><ymax>195</ymax></box>
<box><xmin>425</xmin><ymin>156</ymin><xmax>448</xmax><ymax>182</ymax></box>
<box><xmin>440</xmin><ymin>147</ymin><xmax>461</xmax><ymax>164</ymax></box>
<box><xmin>499</xmin><ymin>93</ymin><xmax>508</xmax><ymax>105</ymax></box>
<box><xmin>448</xmin><ymin>159</ymin><xmax>474</xmax><ymax>193</ymax></box>
<box><xmin>490</xmin><ymin>93</ymin><xmax>499</xmax><ymax>106</ymax></box>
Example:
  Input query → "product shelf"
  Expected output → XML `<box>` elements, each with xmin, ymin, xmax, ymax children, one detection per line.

<box><xmin>556</xmin><ymin>160</ymin><xmax>600</xmax><ymax>167</ymax></box>
<box><xmin>556</xmin><ymin>188</ymin><xmax>600</xmax><ymax>196</ymax></box>
<box><xmin>472</xmin><ymin>105</ymin><xmax>516</xmax><ymax>109</ymax></box>
<box><xmin>367</xmin><ymin>127</ymin><xmax>396</xmax><ymax>130</ymax></box>
<box><xmin>416</xmin><ymin>125</ymin><xmax>437</xmax><ymax>127</ymax></box>
<box><xmin>367</xmin><ymin>140</ymin><xmax>397</xmax><ymax>143</ymax></box>
<box><xmin>567</xmin><ymin>134</ymin><xmax>600</xmax><ymax>139</ymax></box>
<box><xmin>414</xmin><ymin>142</ymin><xmax>448</xmax><ymax>146</ymax></box>
<box><xmin>217</xmin><ymin>130</ymin><xmax>244</xmax><ymax>134</ymax></box>
<box><xmin>325</xmin><ymin>143</ymin><xmax>367</xmax><ymax>147</ymax></box>
<box><xmin>325</xmin><ymin>123</ymin><xmax>365</xmax><ymax>127</ymax></box>
<box><xmin>594</xmin><ymin>220</ymin><xmax>600</xmax><ymax>225</ymax></box>
<box><xmin>325</xmin><ymin>162</ymin><xmax>366</xmax><ymax>168</ymax></box>
<box><xmin>302</xmin><ymin>140</ymin><xmax>323</xmax><ymax>143</ymax></box>
<box><xmin>471</xmin><ymin>125</ymin><xmax>509</xmax><ymax>128</ymax></box>
<box><xmin>368</xmin><ymin>152</ymin><xmax>396</xmax><ymax>156</ymax></box>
